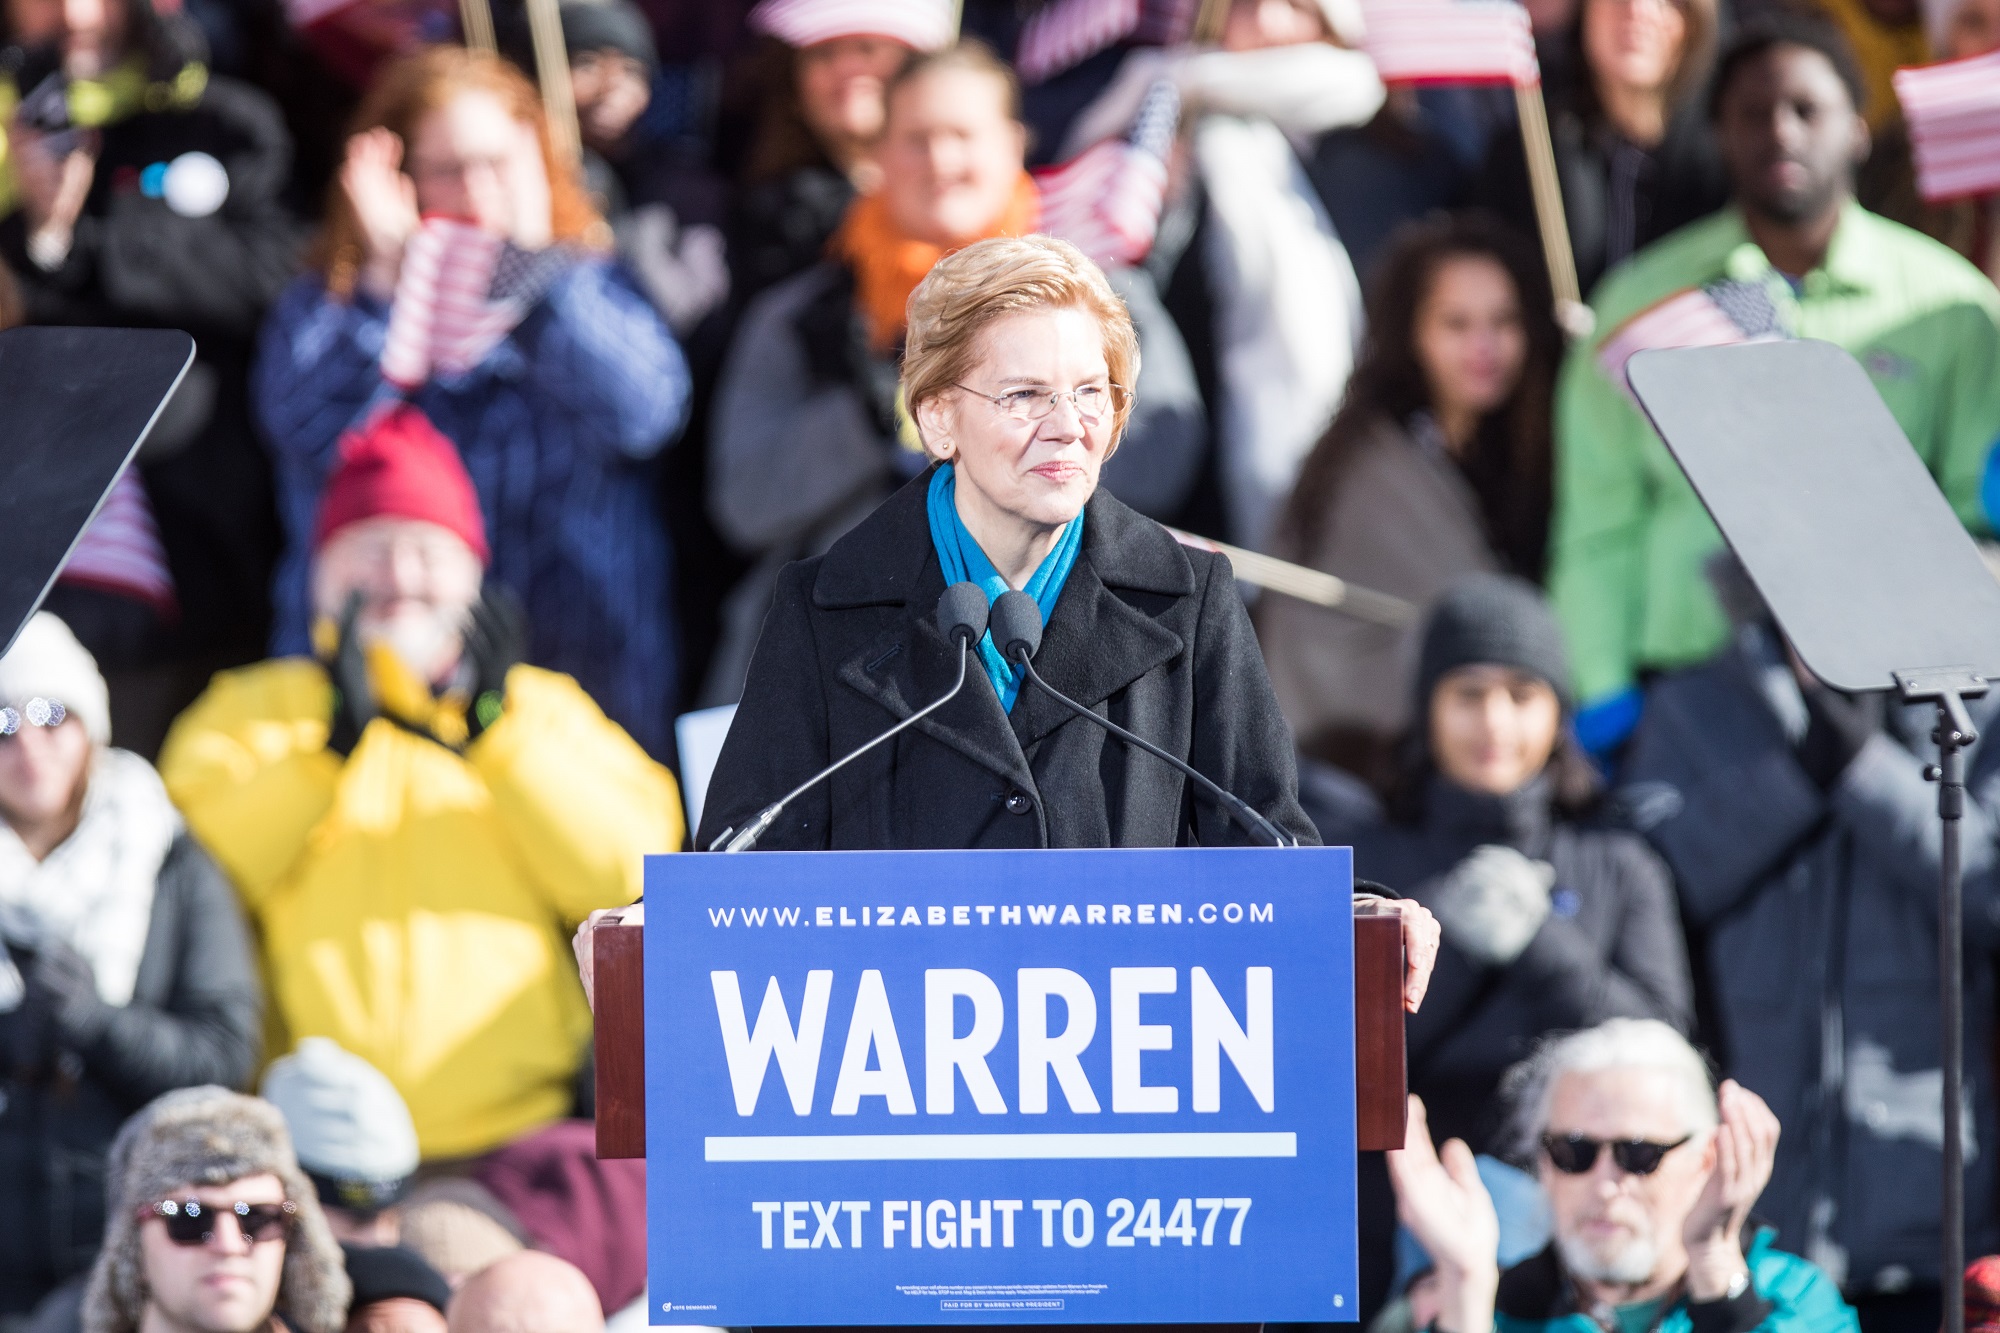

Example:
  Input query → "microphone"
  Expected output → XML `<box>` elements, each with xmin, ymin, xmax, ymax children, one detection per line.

<box><xmin>988</xmin><ymin>590</ymin><xmax>1295</xmax><ymax>848</ymax></box>
<box><xmin>710</xmin><ymin>582</ymin><xmax>991</xmax><ymax>852</ymax></box>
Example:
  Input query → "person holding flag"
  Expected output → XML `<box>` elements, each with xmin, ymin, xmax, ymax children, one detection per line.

<box><xmin>1546</xmin><ymin>15</ymin><xmax>2000</xmax><ymax>756</ymax></box>
<box><xmin>1473</xmin><ymin>0</ymin><xmax>1727</xmax><ymax>296</ymax></box>
<box><xmin>253</xmin><ymin>45</ymin><xmax>691</xmax><ymax>758</ymax></box>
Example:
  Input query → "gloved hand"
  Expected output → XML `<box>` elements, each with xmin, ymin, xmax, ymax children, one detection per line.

<box><xmin>1425</xmin><ymin>845</ymin><xmax>1556</xmax><ymax>968</ymax></box>
<box><xmin>1796</xmin><ymin>685</ymin><xmax>1881</xmax><ymax>790</ymax></box>
<box><xmin>462</xmin><ymin>584</ymin><xmax>527</xmax><ymax>743</ymax></box>
<box><xmin>27</xmin><ymin>938</ymin><xmax>109</xmax><ymax>1045</ymax></box>
<box><xmin>325</xmin><ymin>592</ymin><xmax>377</xmax><ymax>758</ymax></box>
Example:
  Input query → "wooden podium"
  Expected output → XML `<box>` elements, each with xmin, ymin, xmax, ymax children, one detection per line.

<box><xmin>590</xmin><ymin>912</ymin><xmax>1407</xmax><ymax>1159</ymax></box>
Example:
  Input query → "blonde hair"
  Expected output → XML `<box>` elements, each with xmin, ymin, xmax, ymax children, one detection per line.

<box><xmin>902</xmin><ymin>234</ymin><xmax>1140</xmax><ymax>456</ymax></box>
<box><xmin>313</xmin><ymin>46</ymin><xmax>608</xmax><ymax>299</ymax></box>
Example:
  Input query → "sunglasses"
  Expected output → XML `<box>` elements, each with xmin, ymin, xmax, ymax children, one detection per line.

<box><xmin>1541</xmin><ymin>1133</ymin><xmax>1692</xmax><ymax>1176</ymax></box>
<box><xmin>0</xmin><ymin>698</ymin><xmax>66</xmax><ymax>735</ymax></box>
<box><xmin>141</xmin><ymin>1198</ymin><xmax>297</xmax><ymax>1247</ymax></box>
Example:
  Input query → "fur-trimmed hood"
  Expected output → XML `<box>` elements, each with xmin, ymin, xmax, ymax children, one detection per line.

<box><xmin>82</xmin><ymin>1086</ymin><xmax>351</xmax><ymax>1333</ymax></box>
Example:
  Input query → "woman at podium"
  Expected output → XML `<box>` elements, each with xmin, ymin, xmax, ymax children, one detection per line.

<box><xmin>697</xmin><ymin>235</ymin><xmax>1320</xmax><ymax>852</ymax></box>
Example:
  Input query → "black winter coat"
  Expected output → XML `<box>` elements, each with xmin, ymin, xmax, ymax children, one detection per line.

<box><xmin>1327</xmin><ymin>774</ymin><xmax>1693</xmax><ymax>1152</ymax></box>
<box><xmin>1474</xmin><ymin>95</ymin><xmax>1727</xmax><ymax>297</ymax></box>
<box><xmin>1623</xmin><ymin>637</ymin><xmax>2000</xmax><ymax>1293</ymax></box>
<box><xmin>0</xmin><ymin>75</ymin><xmax>302</xmax><ymax>667</ymax></box>
<box><xmin>697</xmin><ymin>470</ymin><xmax>1319</xmax><ymax>850</ymax></box>
<box><xmin>0</xmin><ymin>834</ymin><xmax>261</xmax><ymax>1313</ymax></box>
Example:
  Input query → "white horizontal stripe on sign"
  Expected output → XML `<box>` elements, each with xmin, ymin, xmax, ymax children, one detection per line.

<box><xmin>704</xmin><ymin>1131</ymin><xmax>1298</xmax><ymax>1161</ymax></box>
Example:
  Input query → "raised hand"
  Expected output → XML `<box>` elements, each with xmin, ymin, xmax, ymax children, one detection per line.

<box><xmin>502</xmin><ymin>118</ymin><xmax>553</xmax><ymax>250</ymax></box>
<box><xmin>1386</xmin><ymin>1096</ymin><xmax>1500</xmax><ymax>1332</ymax></box>
<box><xmin>1683</xmin><ymin>1079</ymin><xmax>1781</xmax><ymax>1299</ymax></box>
<box><xmin>341</xmin><ymin>126</ymin><xmax>420</xmax><ymax>298</ymax></box>
<box><xmin>12</xmin><ymin>121</ymin><xmax>98</xmax><ymax>256</ymax></box>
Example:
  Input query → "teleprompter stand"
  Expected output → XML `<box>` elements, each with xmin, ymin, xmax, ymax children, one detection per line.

<box><xmin>1630</xmin><ymin>340</ymin><xmax>2000</xmax><ymax>1333</ymax></box>
<box><xmin>0</xmin><ymin>327</ymin><xmax>194</xmax><ymax>653</ymax></box>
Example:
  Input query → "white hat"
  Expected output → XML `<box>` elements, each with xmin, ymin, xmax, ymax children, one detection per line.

<box><xmin>0</xmin><ymin>612</ymin><xmax>110</xmax><ymax>745</ymax></box>
<box><xmin>262</xmin><ymin>1038</ymin><xmax>421</xmax><ymax>1211</ymax></box>
<box><xmin>748</xmin><ymin>0</ymin><xmax>954</xmax><ymax>51</ymax></box>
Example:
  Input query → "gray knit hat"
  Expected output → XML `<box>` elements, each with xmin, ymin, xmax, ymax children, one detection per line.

<box><xmin>82</xmin><ymin>1087</ymin><xmax>352</xmax><ymax>1333</ymax></box>
<box><xmin>1415</xmin><ymin>573</ymin><xmax>1574</xmax><ymax>713</ymax></box>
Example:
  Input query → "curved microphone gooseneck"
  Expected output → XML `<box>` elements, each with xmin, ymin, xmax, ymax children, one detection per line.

<box><xmin>710</xmin><ymin>582</ymin><xmax>992</xmax><ymax>852</ymax></box>
<box><xmin>988</xmin><ymin>590</ymin><xmax>1295</xmax><ymax>848</ymax></box>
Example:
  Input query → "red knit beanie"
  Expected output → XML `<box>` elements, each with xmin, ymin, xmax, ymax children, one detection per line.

<box><xmin>314</xmin><ymin>403</ymin><xmax>489</xmax><ymax>564</ymax></box>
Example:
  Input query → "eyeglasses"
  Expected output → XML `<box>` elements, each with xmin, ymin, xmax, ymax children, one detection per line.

<box><xmin>953</xmin><ymin>383</ymin><xmax>1129</xmax><ymax>424</ymax></box>
<box><xmin>1541</xmin><ymin>1134</ymin><xmax>1692</xmax><ymax>1176</ymax></box>
<box><xmin>140</xmin><ymin>1198</ymin><xmax>297</xmax><ymax>1247</ymax></box>
<box><xmin>0</xmin><ymin>698</ymin><xmax>66</xmax><ymax>735</ymax></box>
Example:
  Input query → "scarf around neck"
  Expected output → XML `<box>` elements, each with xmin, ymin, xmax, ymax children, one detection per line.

<box><xmin>925</xmin><ymin>463</ymin><xmax>1085</xmax><ymax>712</ymax></box>
<box><xmin>831</xmin><ymin>173</ymin><xmax>1041</xmax><ymax>352</ymax></box>
<box><xmin>0</xmin><ymin>747</ymin><xmax>181</xmax><ymax>1011</ymax></box>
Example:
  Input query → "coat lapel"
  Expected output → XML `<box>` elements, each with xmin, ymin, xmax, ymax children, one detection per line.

<box><xmin>818</xmin><ymin>470</ymin><xmax>1038</xmax><ymax>795</ymax></box>
<box><xmin>1008</xmin><ymin>492</ymin><xmax>1193</xmax><ymax>751</ymax></box>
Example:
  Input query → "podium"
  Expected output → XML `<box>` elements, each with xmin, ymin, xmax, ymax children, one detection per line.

<box><xmin>591</xmin><ymin>911</ymin><xmax>1408</xmax><ymax>1159</ymax></box>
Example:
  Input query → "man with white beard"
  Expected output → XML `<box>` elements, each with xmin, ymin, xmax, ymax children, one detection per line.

<box><xmin>159</xmin><ymin>403</ymin><xmax>682</xmax><ymax>1163</ymax></box>
<box><xmin>1388</xmin><ymin>1019</ymin><xmax>1858</xmax><ymax>1333</ymax></box>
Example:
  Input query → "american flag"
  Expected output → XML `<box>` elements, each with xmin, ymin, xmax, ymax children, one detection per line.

<box><xmin>1359</xmin><ymin>0</ymin><xmax>1540</xmax><ymax>87</ymax></box>
<box><xmin>1017</xmin><ymin>0</ymin><xmax>1141</xmax><ymax>84</ymax></box>
<box><xmin>1034</xmin><ymin>79</ymin><xmax>1179</xmax><ymax>266</ymax></box>
<box><xmin>380</xmin><ymin>217</ymin><xmax>574</xmax><ymax>387</ymax></box>
<box><xmin>1595</xmin><ymin>279</ymin><xmax>1788</xmax><ymax>395</ymax></box>
<box><xmin>1015</xmin><ymin>0</ymin><xmax>1197</xmax><ymax>84</ymax></box>
<box><xmin>59</xmin><ymin>470</ymin><xmax>177</xmax><ymax>616</ymax></box>
<box><xmin>1893</xmin><ymin>51</ymin><xmax>2000</xmax><ymax>202</ymax></box>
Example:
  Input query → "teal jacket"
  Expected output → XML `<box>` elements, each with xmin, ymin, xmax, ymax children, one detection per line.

<box><xmin>1494</xmin><ymin>1229</ymin><xmax>1857</xmax><ymax>1333</ymax></box>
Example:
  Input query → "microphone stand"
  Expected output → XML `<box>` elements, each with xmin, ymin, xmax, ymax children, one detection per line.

<box><xmin>710</xmin><ymin>639</ymin><xmax>974</xmax><ymax>852</ymax></box>
<box><xmin>1008</xmin><ymin>651</ymin><xmax>1296</xmax><ymax>848</ymax></box>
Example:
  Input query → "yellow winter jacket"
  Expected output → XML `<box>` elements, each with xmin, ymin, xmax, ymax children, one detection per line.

<box><xmin>159</xmin><ymin>658</ymin><xmax>683</xmax><ymax>1159</ymax></box>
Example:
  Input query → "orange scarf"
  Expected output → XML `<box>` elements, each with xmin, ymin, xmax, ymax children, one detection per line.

<box><xmin>831</xmin><ymin>173</ymin><xmax>1042</xmax><ymax>352</ymax></box>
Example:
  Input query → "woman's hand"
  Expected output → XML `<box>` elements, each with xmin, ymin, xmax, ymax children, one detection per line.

<box><xmin>1683</xmin><ymin>1079</ymin><xmax>1780</xmax><ymax>1300</ymax></box>
<box><xmin>502</xmin><ymin>119</ymin><xmax>553</xmax><ymax>250</ymax></box>
<box><xmin>1356</xmin><ymin>895</ymin><xmax>1442</xmax><ymax>1012</ymax></box>
<box><xmin>341</xmin><ymin>127</ymin><xmax>420</xmax><ymax>298</ymax></box>
<box><xmin>572</xmin><ymin>902</ymin><xmax>644</xmax><ymax>1012</ymax></box>
<box><xmin>1386</xmin><ymin>1096</ymin><xmax>1500</xmax><ymax>1333</ymax></box>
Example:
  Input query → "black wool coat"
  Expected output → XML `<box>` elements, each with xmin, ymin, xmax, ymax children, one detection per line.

<box><xmin>0</xmin><ymin>835</ymin><xmax>261</xmax><ymax>1312</ymax></box>
<box><xmin>697</xmin><ymin>469</ymin><xmax>1319</xmax><ymax>851</ymax></box>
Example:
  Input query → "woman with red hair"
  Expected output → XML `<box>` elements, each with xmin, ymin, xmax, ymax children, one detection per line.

<box><xmin>253</xmin><ymin>46</ymin><xmax>691</xmax><ymax>758</ymax></box>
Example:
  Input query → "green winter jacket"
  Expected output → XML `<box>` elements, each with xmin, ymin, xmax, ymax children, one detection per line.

<box><xmin>1493</xmin><ymin>1229</ymin><xmax>1857</xmax><ymax>1333</ymax></box>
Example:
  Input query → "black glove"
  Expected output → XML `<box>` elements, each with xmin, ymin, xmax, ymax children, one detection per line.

<box><xmin>1797</xmin><ymin>685</ymin><xmax>1881</xmax><ymax>790</ymax></box>
<box><xmin>325</xmin><ymin>592</ymin><xmax>377</xmax><ymax>758</ymax></box>
<box><xmin>28</xmin><ymin>938</ymin><xmax>109</xmax><ymax>1047</ymax></box>
<box><xmin>462</xmin><ymin>584</ymin><xmax>528</xmax><ymax>743</ymax></box>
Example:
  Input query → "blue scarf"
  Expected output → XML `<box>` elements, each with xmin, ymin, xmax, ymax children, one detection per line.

<box><xmin>925</xmin><ymin>464</ymin><xmax>1085</xmax><ymax>711</ymax></box>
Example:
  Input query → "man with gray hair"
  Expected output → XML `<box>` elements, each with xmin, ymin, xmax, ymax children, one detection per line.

<box><xmin>1389</xmin><ymin>1018</ymin><xmax>1857</xmax><ymax>1333</ymax></box>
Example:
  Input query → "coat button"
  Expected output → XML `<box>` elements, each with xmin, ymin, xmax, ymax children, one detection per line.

<box><xmin>1004</xmin><ymin>792</ymin><xmax>1033</xmax><ymax>816</ymax></box>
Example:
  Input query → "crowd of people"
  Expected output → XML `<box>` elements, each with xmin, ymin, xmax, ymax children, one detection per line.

<box><xmin>1</xmin><ymin>0</ymin><xmax>1999</xmax><ymax>1320</ymax></box>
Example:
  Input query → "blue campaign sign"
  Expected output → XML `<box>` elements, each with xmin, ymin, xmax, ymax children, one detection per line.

<box><xmin>643</xmin><ymin>847</ymin><xmax>1357</xmax><ymax>1326</ymax></box>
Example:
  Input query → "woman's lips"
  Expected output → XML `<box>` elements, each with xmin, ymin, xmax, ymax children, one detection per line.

<box><xmin>1030</xmin><ymin>461</ymin><xmax>1083</xmax><ymax>482</ymax></box>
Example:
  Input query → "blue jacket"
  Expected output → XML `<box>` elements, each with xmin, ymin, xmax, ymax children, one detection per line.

<box><xmin>253</xmin><ymin>259</ymin><xmax>691</xmax><ymax>758</ymax></box>
<box><xmin>1495</xmin><ymin>1229</ymin><xmax>1856</xmax><ymax>1333</ymax></box>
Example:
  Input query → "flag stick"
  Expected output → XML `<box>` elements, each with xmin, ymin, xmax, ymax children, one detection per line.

<box><xmin>1512</xmin><ymin>81</ymin><xmax>1592</xmax><ymax>335</ymax></box>
<box><xmin>524</xmin><ymin>0</ymin><xmax>584</xmax><ymax>168</ymax></box>
<box><xmin>1167</xmin><ymin>528</ymin><xmax>1417</xmax><ymax>627</ymax></box>
<box><xmin>459</xmin><ymin>0</ymin><xmax>496</xmax><ymax>51</ymax></box>
<box><xmin>1193</xmin><ymin>0</ymin><xmax>1231</xmax><ymax>43</ymax></box>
